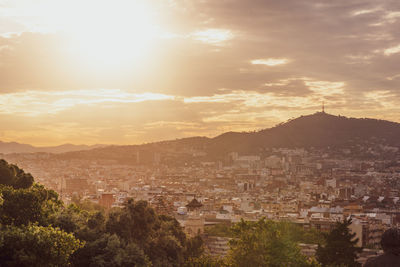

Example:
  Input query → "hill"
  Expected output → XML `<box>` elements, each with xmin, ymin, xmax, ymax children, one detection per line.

<box><xmin>207</xmin><ymin>112</ymin><xmax>400</xmax><ymax>154</ymax></box>
<box><xmin>54</xmin><ymin>112</ymin><xmax>400</xmax><ymax>163</ymax></box>
<box><xmin>0</xmin><ymin>141</ymin><xmax>107</xmax><ymax>154</ymax></box>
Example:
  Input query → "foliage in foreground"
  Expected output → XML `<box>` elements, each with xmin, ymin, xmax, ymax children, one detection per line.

<box><xmin>1</xmin><ymin>159</ymin><xmax>362</xmax><ymax>267</ymax></box>
<box><xmin>205</xmin><ymin>220</ymin><xmax>324</xmax><ymax>244</ymax></box>
<box><xmin>0</xmin><ymin>159</ymin><xmax>33</xmax><ymax>189</ymax></box>
<box><xmin>316</xmin><ymin>218</ymin><xmax>362</xmax><ymax>267</ymax></box>
<box><xmin>0</xmin><ymin>224</ymin><xmax>83</xmax><ymax>267</ymax></box>
<box><xmin>0</xmin><ymin>159</ymin><xmax>204</xmax><ymax>267</ymax></box>
<box><xmin>227</xmin><ymin>218</ymin><xmax>320</xmax><ymax>267</ymax></box>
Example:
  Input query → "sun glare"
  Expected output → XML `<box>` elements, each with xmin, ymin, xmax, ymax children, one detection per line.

<box><xmin>42</xmin><ymin>0</ymin><xmax>161</xmax><ymax>69</ymax></box>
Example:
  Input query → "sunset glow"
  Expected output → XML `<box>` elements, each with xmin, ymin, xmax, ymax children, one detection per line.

<box><xmin>0</xmin><ymin>0</ymin><xmax>400</xmax><ymax>146</ymax></box>
<box><xmin>64</xmin><ymin>1</ymin><xmax>160</xmax><ymax>68</ymax></box>
<box><xmin>2</xmin><ymin>2</ymin><xmax>400</xmax><ymax>265</ymax></box>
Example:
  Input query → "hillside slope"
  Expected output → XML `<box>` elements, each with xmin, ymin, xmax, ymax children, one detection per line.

<box><xmin>54</xmin><ymin>112</ymin><xmax>400</xmax><ymax>162</ymax></box>
<box><xmin>207</xmin><ymin>112</ymin><xmax>400</xmax><ymax>154</ymax></box>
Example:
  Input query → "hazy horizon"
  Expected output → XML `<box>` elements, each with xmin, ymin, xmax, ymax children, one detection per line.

<box><xmin>0</xmin><ymin>111</ymin><xmax>396</xmax><ymax>147</ymax></box>
<box><xmin>1</xmin><ymin>0</ymin><xmax>400</xmax><ymax>146</ymax></box>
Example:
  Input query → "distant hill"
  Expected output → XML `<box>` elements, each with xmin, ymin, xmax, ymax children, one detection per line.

<box><xmin>0</xmin><ymin>141</ymin><xmax>107</xmax><ymax>154</ymax></box>
<box><xmin>54</xmin><ymin>112</ymin><xmax>400</xmax><ymax>162</ymax></box>
<box><xmin>207</xmin><ymin>112</ymin><xmax>400</xmax><ymax>154</ymax></box>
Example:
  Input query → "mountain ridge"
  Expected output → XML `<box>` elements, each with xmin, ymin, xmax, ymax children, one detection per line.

<box><xmin>0</xmin><ymin>141</ymin><xmax>107</xmax><ymax>154</ymax></box>
<box><xmin>3</xmin><ymin>112</ymin><xmax>400</xmax><ymax>157</ymax></box>
<box><xmin>206</xmin><ymin>112</ymin><xmax>400</xmax><ymax>154</ymax></box>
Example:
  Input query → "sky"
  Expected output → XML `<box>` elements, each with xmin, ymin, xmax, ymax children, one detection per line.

<box><xmin>0</xmin><ymin>0</ymin><xmax>400</xmax><ymax>146</ymax></box>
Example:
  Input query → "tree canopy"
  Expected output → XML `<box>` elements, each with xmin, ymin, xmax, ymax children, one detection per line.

<box><xmin>227</xmin><ymin>218</ymin><xmax>319</xmax><ymax>267</ymax></box>
<box><xmin>0</xmin><ymin>183</ymin><xmax>61</xmax><ymax>226</ymax></box>
<box><xmin>0</xmin><ymin>159</ymin><xmax>33</xmax><ymax>189</ymax></box>
<box><xmin>0</xmin><ymin>224</ymin><xmax>83</xmax><ymax>267</ymax></box>
<box><xmin>1</xmin><ymin>158</ymin><xmax>333</xmax><ymax>266</ymax></box>
<box><xmin>0</xmin><ymin>159</ymin><xmax>205</xmax><ymax>266</ymax></box>
<box><xmin>0</xmin><ymin>159</ymin><xmax>81</xmax><ymax>266</ymax></box>
<box><xmin>316</xmin><ymin>218</ymin><xmax>362</xmax><ymax>267</ymax></box>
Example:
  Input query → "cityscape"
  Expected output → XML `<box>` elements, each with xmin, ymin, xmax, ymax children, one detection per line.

<box><xmin>1</xmin><ymin>0</ymin><xmax>400</xmax><ymax>266</ymax></box>
<box><xmin>2</xmin><ymin>111</ymin><xmax>400</xmax><ymax>265</ymax></box>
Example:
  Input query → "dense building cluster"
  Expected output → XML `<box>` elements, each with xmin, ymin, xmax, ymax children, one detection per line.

<box><xmin>2</xmin><ymin>144</ymin><xmax>400</xmax><ymax>262</ymax></box>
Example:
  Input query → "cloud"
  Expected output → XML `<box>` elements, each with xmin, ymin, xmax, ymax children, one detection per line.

<box><xmin>191</xmin><ymin>29</ymin><xmax>234</xmax><ymax>45</ymax></box>
<box><xmin>251</xmin><ymin>58</ymin><xmax>289</xmax><ymax>66</ymax></box>
<box><xmin>1</xmin><ymin>0</ymin><xmax>400</xmax><ymax>98</ymax></box>
<box><xmin>305</xmin><ymin>80</ymin><xmax>345</xmax><ymax>96</ymax></box>
<box><xmin>262</xmin><ymin>78</ymin><xmax>312</xmax><ymax>97</ymax></box>
<box><xmin>0</xmin><ymin>89</ymin><xmax>174</xmax><ymax>116</ymax></box>
<box><xmin>1</xmin><ymin>0</ymin><xmax>400</xmax><ymax>145</ymax></box>
<box><xmin>352</xmin><ymin>8</ymin><xmax>382</xmax><ymax>16</ymax></box>
<box><xmin>0</xmin><ymin>84</ymin><xmax>399</xmax><ymax>145</ymax></box>
<box><xmin>384</xmin><ymin>44</ymin><xmax>400</xmax><ymax>56</ymax></box>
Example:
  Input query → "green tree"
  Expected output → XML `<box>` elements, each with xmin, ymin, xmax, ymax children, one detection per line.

<box><xmin>185</xmin><ymin>234</ymin><xmax>204</xmax><ymax>259</ymax></box>
<box><xmin>106</xmin><ymin>199</ymin><xmax>189</xmax><ymax>266</ymax></box>
<box><xmin>70</xmin><ymin>233</ymin><xmax>150</xmax><ymax>267</ymax></box>
<box><xmin>106</xmin><ymin>199</ymin><xmax>158</xmax><ymax>245</ymax></box>
<box><xmin>227</xmin><ymin>218</ymin><xmax>317</xmax><ymax>267</ymax></box>
<box><xmin>0</xmin><ymin>184</ymin><xmax>62</xmax><ymax>226</ymax></box>
<box><xmin>316</xmin><ymin>218</ymin><xmax>362</xmax><ymax>267</ymax></box>
<box><xmin>51</xmin><ymin>203</ymin><xmax>121</xmax><ymax>266</ymax></box>
<box><xmin>145</xmin><ymin>214</ymin><xmax>187</xmax><ymax>266</ymax></box>
<box><xmin>0</xmin><ymin>224</ymin><xmax>83</xmax><ymax>267</ymax></box>
<box><xmin>205</xmin><ymin>223</ymin><xmax>233</xmax><ymax>237</ymax></box>
<box><xmin>184</xmin><ymin>255</ymin><xmax>227</xmax><ymax>267</ymax></box>
<box><xmin>0</xmin><ymin>160</ymin><xmax>213</xmax><ymax>266</ymax></box>
<box><xmin>52</xmin><ymin>197</ymin><xmax>196</xmax><ymax>266</ymax></box>
<box><xmin>0</xmin><ymin>159</ymin><xmax>33</xmax><ymax>189</ymax></box>
<box><xmin>52</xmin><ymin>203</ymin><xmax>98</xmax><ymax>236</ymax></box>
<box><xmin>283</xmin><ymin>222</ymin><xmax>325</xmax><ymax>245</ymax></box>
<box><xmin>0</xmin><ymin>159</ymin><xmax>61</xmax><ymax>227</ymax></box>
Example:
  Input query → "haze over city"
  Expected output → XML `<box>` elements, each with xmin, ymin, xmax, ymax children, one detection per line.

<box><xmin>1</xmin><ymin>0</ymin><xmax>400</xmax><ymax>146</ymax></box>
<box><xmin>3</xmin><ymin>1</ymin><xmax>400</xmax><ymax>266</ymax></box>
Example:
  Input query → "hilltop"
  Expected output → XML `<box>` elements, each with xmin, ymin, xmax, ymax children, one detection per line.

<box><xmin>208</xmin><ymin>112</ymin><xmax>400</xmax><ymax>154</ymax></box>
<box><xmin>51</xmin><ymin>112</ymin><xmax>400</xmax><ymax>163</ymax></box>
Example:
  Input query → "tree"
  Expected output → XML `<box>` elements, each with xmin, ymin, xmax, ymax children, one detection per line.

<box><xmin>145</xmin><ymin>214</ymin><xmax>187</xmax><ymax>266</ymax></box>
<box><xmin>184</xmin><ymin>234</ymin><xmax>204</xmax><ymax>259</ymax></box>
<box><xmin>106</xmin><ymin>199</ymin><xmax>189</xmax><ymax>266</ymax></box>
<box><xmin>0</xmin><ymin>159</ymin><xmax>33</xmax><ymax>189</ymax></box>
<box><xmin>204</xmin><ymin>223</ymin><xmax>232</xmax><ymax>237</ymax></box>
<box><xmin>53</xmin><ymin>197</ymin><xmax>201</xmax><ymax>266</ymax></box>
<box><xmin>0</xmin><ymin>224</ymin><xmax>83</xmax><ymax>267</ymax></box>
<box><xmin>106</xmin><ymin>199</ymin><xmax>158</xmax><ymax>245</ymax></box>
<box><xmin>0</xmin><ymin>160</ymin><xmax>214</xmax><ymax>266</ymax></box>
<box><xmin>0</xmin><ymin>160</ymin><xmax>83</xmax><ymax>266</ymax></box>
<box><xmin>52</xmin><ymin>204</ymin><xmax>149</xmax><ymax>267</ymax></box>
<box><xmin>184</xmin><ymin>255</ymin><xmax>227</xmax><ymax>267</ymax></box>
<box><xmin>0</xmin><ymin>184</ymin><xmax>62</xmax><ymax>226</ymax></box>
<box><xmin>316</xmin><ymin>218</ymin><xmax>362</xmax><ymax>267</ymax></box>
<box><xmin>0</xmin><ymin>159</ymin><xmax>61</xmax><ymax>227</ymax></box>
<box><xmin>70</xmin><ymin>233</ymin><xmax>150</xmax><ymax>267</ymax></box>
<box><xmin>284</xmin><ymin>222</ymin><xmax>325</xmax><ymax>245</ymax></box>
<box><xmin>227</xmin><ymin>218</ymin><xmax>317</xmax><ymax>267</ymax></box>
